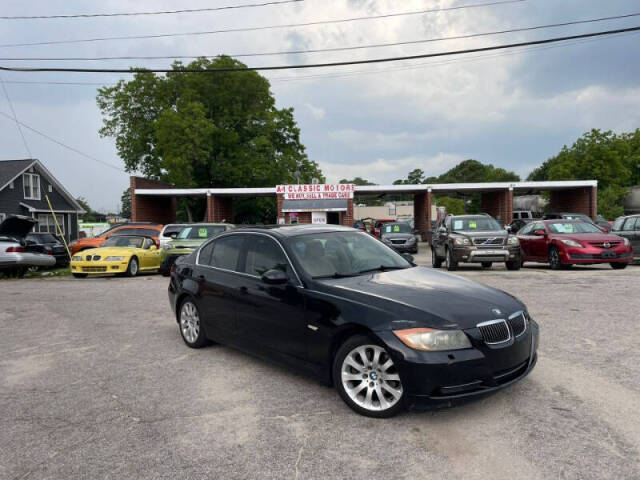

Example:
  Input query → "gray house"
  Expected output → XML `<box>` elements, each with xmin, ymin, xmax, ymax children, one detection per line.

<box><xmin>0</xmin><ymin>159</ymin><xmax>85</xmax><ymax>242</ymax></box>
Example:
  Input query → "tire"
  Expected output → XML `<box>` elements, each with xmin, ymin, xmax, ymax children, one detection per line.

<box><xmin>333</xmin><ymin>335</ymin><xmax>404</xmax><ymax>418</ymax></box>
<box><xmin>444</xmin><ymin>247</ymin><xmax>458</xmax><ymax>271</ymax></box>
<box><xmin>548</xmin><ymin>247</ymin><xmax>562</xmax><ymax>270</ymax></box>
<box><xmin>611</xmin><ymin>262</ymin><xmax>627</xmax><ymax>270</ymax></box>
<box><xmin>481</xmin><ymin>262</ymin><xmax>493</xmax><ymax>268</ymax></box>
<box><xmin>73</xmin><ymin>273</ymin><xmax>88</xmax><ymax>278</ymax></box>
<box><xmin>431</xmin><ymin>248</ymin><xmax>442</xmax><ymax>268</ymax></box>
<box><xmin>178</xmin><ymin>298</ymin><xmax>209</xmax><ymax>348</ymax></box>
<box><xmin>125</xmin><ymin>257</ymin><xmax>139</xmax><ymax>277</ymax></box>
<box><xmin>505</xmin><ymin>260</ymin><xmax>521</xmax><ymax>271</ymax></box>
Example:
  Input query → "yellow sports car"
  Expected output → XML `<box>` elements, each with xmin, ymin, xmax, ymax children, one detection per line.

<box><xmin>70</xmin><ymin>235</ymin><xmax>161</xmax><ymax>278</ymax></box>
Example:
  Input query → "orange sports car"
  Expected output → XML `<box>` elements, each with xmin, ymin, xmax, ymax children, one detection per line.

<box><xmin>70</xmin><ymin>222</ymin><xmax>163</xmax><ymax>254</ymax></box>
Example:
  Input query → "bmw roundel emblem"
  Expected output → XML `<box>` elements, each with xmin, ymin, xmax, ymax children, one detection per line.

<box><xmin>492</xmin><ymin>308</ymin><xmax>502</xmax><ymax>316</ymax></box>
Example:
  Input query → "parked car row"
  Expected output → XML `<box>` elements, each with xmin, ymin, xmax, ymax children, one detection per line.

<box><xmin>431</xmin><ymin>213</ymin><xmax>635</xmax><ymax>271</ymax></box>
<box><xmin>0</xmin><ymin>216</ymin><xmax>58</xmax><ymax>277</ymax></box>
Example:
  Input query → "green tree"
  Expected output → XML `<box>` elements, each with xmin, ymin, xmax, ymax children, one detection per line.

<box><xmin>120</xmin><ymin>188</ymin><xmax>131</xmax><ymax>219</ymax></box>
<box><xmin>97</xmin><ymin>57</ymin><xmax>323</xmax><ymax>223</ymax></box>
<box><xmin>527</xmin><ymin>129</ymin><xmax>640</xmax><ymax>217</ymax></box>
<box><xmin>76</xmin><ymin>197</ymin><xmax>99</xmax><ymax>222</ymax></box>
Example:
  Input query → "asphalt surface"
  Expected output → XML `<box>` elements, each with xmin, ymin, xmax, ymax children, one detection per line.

<box><xmin>1</xmin><ymin>245</ymin><xmax>640</xmax><ymax>479</ymax></box>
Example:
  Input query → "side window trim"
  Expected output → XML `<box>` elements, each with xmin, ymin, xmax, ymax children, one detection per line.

<box><xmin>196</xmin><ymin>232</ymin><xmax>302</xmax><ymax>287</ymax></box>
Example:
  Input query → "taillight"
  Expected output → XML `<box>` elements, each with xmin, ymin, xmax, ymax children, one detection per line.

<box><xmin>6</xmin><ymin>246</ymin><xmax>24</xmax><ymax>253</ymax></box>
<box><xmin>170</xmin><ymin>264</ymin><xmax>175</xmax><ymax>277</ymax></box>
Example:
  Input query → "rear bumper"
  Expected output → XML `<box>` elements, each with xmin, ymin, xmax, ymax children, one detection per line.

<box><xmin>376</xmin><ymin>319</ymin><xmax>539</xmax><ymax>410</ymax></box>
<box><xmin>0</xmin><ymin>253</ymin><xmax>56</xmax><ymax>269</ymax></box>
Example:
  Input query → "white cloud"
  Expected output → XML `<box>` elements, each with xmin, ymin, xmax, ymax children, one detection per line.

<box><xmin>304</xmin><ymin>102</ymin><xmax>326</xmax><ymax>119</ymax></box>
<box><xmin>320</xmin><ymin>153</ymin><xmax>465</xmax><ymax>184</ymax></box>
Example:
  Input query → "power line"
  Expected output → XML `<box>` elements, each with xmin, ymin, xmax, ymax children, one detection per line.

<box><xmin>0</xmin><ymin>76</ymin><xmax>32</xmax><ymax>157</ymax></box>
<box><xmin>0</xmin><ymin>110</ymin><xmax>126</xmax><ymax>173</ymax></box>
<box><xmin>0</xmin><ymin>0</ymin><xmax>303</xmax><ymax>20</ymax></box>
<box><xmin>1</xmin><ymin>80</ymin><xmax>110</xmax><ymax>86</ymax></box>
<box><xmin>1</xmin><ymin>25</ymin><xmax>638</xmax><ymax>74</ymax></box>
<box><xmin>1</xmin><ymin>11</ymin><xmax>637</xmax><ymax>62</ymax></box>
<box><xmin>0</xmin><ymin>0</ymin><xmax>525</xmax><ymax>48</ymax></box>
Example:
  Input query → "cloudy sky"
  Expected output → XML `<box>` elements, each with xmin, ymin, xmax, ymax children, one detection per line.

<box><xmin>1</xmin><ymin>0</ymin><xmax>639</xmax><ymax>212</ymax></box>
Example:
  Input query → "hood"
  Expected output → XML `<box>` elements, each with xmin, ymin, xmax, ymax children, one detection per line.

<box><xmin>452</xmin><ymin>230</ymin><xmax>508</xmax><ymax>238</ymax></box>
<box><xmin>551</xmin><ymin>233</ymin><xmax>624</xmax><ymax>243</ymax></box>
<box><xmin>75</xmin><ymin>246</ymin><xmax>136</xmax><ymax>257</ymax></box>
<box><xmin>0</xmin><ymin>215</ymin><xmax>36</xmax><ymax>239</ymax></box>
<box><xmin>381</xmin><ymin>233</ymin><xmax>414</xmax><ymax>240</ymax></box>
<box><xmin>168</xmin><ymin>238</ymin><xmax>206</xmax><ymax>249</ymax></box>
<box><xmin>316</xmin><ymin>266</ymin><xmax>524</xmax><ymax>330</ymax></box>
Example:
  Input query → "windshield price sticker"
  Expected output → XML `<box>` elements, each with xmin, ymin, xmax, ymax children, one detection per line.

<box><xmin>198</xmin><ymin>228</ymin><xmax>208</xmax><ymax>237</ymax></box>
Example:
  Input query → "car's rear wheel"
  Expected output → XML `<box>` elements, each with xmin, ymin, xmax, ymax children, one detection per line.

<box><xmin>333</xmin><ymin>335</ymin><xmax>404</xmax><ymax>418</ymax></box>
<box><xmin>481</xmin><ymin>262</ymin><xmax>492</xmax><ymax>268</ymax></box>
<box><xmin>179</xmin><ymin>299</ymin><xmax>209</xmax><ymax>348</ymax></box>
<box><xmin>125</xmin><ymin>257</ymin><xmax>138</xmax><ymax>277</ymax></box>
<box><xmin>611</xmin><ymin>262</ymin><xmax>627</xmax><ymax>270</ymax></box>
<box><xmin>548</xmin><ymin>247</ymin><xmax>562</xmax><ymax>270</ymax></box>
<box><xmin>431</xmin><ymin>248</ymin><xmax>442</xmax><ymax>268</ymax></box>
<box><xmin>444</xmin><ymin>247</ymin><xmax>458</xmax><ymax>271</ymax></box>
<box><xmin>72</xmin><ymin>273</ymin><xmax>88</xmax><ymax>278</ymax></box>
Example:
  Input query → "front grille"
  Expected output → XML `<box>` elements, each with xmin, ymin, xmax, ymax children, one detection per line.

<box><xmin>473</xmin><ymin>237</ymin><xmax>504</xmax><ymax>246</ymax></box>
<box><xmin>92</xmin><ymin>255</ymin><xmax>101</xmax><ymax>261</ymax></box>
<box><xmin>588</xmin><ymin>241</ymin><xmax>620</xmax><ymax>248</ymax></box>
<box><xmin>85</xmin><ymin>255</ymin><xmax>92</xmax><ymax>261</ymax></box>
<box><xmin>82</xmin><ymin>266</ymin><xmax>107</xmax><ymax>273</ymax></box>
<box><xmin>390</xmin><ymin>239</ymin><xmax>405</xmax><ymax>245</ymax></box>
<box><xmin>508</xmin><ymin>312</ymin><xmax>527</xmax><ymax>337</ymax></box>
<box><xmin>477</xmin><ymin>319</ymin><xmax>511</xmax><ymax>344</ymax></box>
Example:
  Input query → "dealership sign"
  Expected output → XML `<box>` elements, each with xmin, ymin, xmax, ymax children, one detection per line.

<box><xmin>277</xmin><ymin>184</ymin><xmax>355</xmax><ymax>200</ymax></box>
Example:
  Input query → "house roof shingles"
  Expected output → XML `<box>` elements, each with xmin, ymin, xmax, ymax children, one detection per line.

<box><xmin>0</xmin><ymin>159</ymin><xmax>35</xmax><ymax>190</ymax></box>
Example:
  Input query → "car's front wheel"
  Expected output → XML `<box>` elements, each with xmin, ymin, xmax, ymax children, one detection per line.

<box><xmin>431</xmin><ymin>248</ymin><xmax>442</xmax><ymax>268</ymax></box>
<box><xmin>125</xmin><ymin>257</ymin><xmax>138</xmax><ymax>277</ymax></box>
<box><xmin>610</xmin><ymin>262</ymin><xmax>627</xmax><ymax>270</ymax></box>
<box><xmin>333</xmin><ymin>335</ymin><xmax>404</xmax><ymax>418</ymax></box>
<box><xmin>179</xmin><ymin>299</ymin><xmax>209</xmax><ymax>348</ymax></box>
<box><xmin>444</xmin><ymin>247</ymin><xmax>458</xmax><ymax>271</ymax></box>
<box><xmin>548</xmin><ymin>247</ymin><xmax>562</xmax><ymax>270</ymax></box>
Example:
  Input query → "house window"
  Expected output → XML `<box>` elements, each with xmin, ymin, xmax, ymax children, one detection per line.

<box><xmin>23</xmin><ymin>173</ymin><xmax>41</xmax><ymax>200</ymax></box>
<box><xmin>48</xmin><ymin>184</ymin><xmax>53</xmax><ymax>193</ymax></box>
<box><xmin>9</xmin><ymin>181</ymin><xmax>14</xmax><ymax>189</ymax></box>
<box><xmin>37</xmin><ymin>213</ymin><xmax>64</xmax><ymax>234</ymax></box>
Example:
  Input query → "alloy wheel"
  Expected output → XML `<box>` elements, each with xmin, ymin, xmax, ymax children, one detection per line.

<box><xmin>549</xmin><ymin>248</ymin><xmax>561</xmax><ymax>269</ymax></box>
<box><xmin>130</xmin><ymin>258</ymin><xmax>138</xmax><ymax>276</ymax></box>
<box><xmin>341</xmin><ymin>344</ymin><xmax>403</xmax><ymax>412</ymax></box>
<box><xmin>180</xmin><ymin>301</ymin><xmax>200</xmax><ymax>344</ymax></box>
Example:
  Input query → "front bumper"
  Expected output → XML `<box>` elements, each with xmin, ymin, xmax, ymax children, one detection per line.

<box><xmin>0</xmin><ymin>252</ymin><xmax>56</xmax><ymax>269</ymax></box>
<box><xmin>376</xmin><ymin>319</ymin><xmax>539</xmax><ymax>410</ymax></box>
<box><xmin>384</xmin><ymin>242</ymin><xmax>418</xmax><ymax>253</ymax></box>
<box><xmin>70</xmin><ymin>260</ymin><xmax>129</xmax><ymax>274</ymax></box>
<box><xmin>453</xmin><ymin>246</ymin><xmax>520</xmax><ymax>263</ymax></box>
<box><xmin>561</xmin><ymin>246</ymin><xmax>632</xmax><ymax>264</ymax></box>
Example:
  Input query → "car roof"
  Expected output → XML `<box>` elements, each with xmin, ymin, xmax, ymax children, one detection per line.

<box><xmin>448</xmin><ymin>214</ymin><xmax>491</xmax><ymax>219</ymax></box>
<box><xmin>233</xmin><ymin>224</ymin><xmax>356</xmax><ymax>238</ymax></box>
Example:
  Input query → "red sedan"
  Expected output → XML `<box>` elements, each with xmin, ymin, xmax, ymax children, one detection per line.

<box><xmin>517</xmin><ymin>219</ymin><xmax>633</xmax><ymax>270</ymax></box>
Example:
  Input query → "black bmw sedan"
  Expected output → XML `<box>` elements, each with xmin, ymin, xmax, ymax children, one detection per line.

<box><xmin>168</xmin><ymin>225</ymin><xmax>538</xmax><ymax>417</ymax></box>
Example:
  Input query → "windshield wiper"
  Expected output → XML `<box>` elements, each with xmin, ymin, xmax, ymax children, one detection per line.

<box><xmin>358</xmin><ymin>265</ymin><xmax>408</xmax><ymax>274</ymax></box>
<box><xmin>312</xmin><ymin>272</ymin><xmax>359</xmax><ymax>279</ymax></box>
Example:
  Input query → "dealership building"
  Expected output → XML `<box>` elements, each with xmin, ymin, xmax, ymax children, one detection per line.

<box><xmin>130</xmin><ymin>176</ymin><xmax>598</xmax><ymax>237</ymax></box>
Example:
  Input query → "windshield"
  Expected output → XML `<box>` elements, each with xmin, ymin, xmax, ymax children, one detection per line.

<box><xmin>563</xmin><ymin>214</ymin><xmax>593</xmax><ymax>223</ymax></box>
<box><xmin>547</xmin><ymin>222</ymin><xmax>602</xmax><ymax>234</ymax></box>
<box><xmin>102</xmin><ymin>236</ymin><xmax>145</xmax><ymax>248</ymax></box>
<box><xmin>288</xmin><ymin>231</ymin><xmax>411</xmax><ymax>279</ymax></box>
<box><xmin>381</xmin><ymin>223</ymin><xmax>412</xmax><ymax>235</ymax></box>
<box><xmin>177</xmin><ymin>225</ymin><xmax>226</xmax><ymax>239</ymax></box>
<box><xmin>451</xmin><ymin>217</ymin><xmax>501</xmax><ymax>231</ymax></box>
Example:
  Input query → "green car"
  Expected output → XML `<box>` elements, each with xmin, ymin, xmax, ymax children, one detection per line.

<box><xmin>159</xmin><ymin>223</ymin><xmax>234</xmax><ymax>276</ymax></box>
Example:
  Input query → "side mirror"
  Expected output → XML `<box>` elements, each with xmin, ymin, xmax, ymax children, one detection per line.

<box><xmin>505</xmin><ymin>225</ymin><xmax>512</xmax><ymax>232</ymax></box>
<box><xmin>401</xmin><ymin>253</ymin><xmax>414</xmax><ymax>264</ymax></box>
<box><xmin>261</xmin><ymin>269</ymin><xmax>288</xmax><ymax>285</ymax></box>
<box><xmin>437</xmin><ymin>226</ymin><xmax>447</xmax><ymax>234</ymax></box>
<box><xmin>533</xmin><ymin>229</ymin><xmax>546</xmax><ymax>237</ymax></box>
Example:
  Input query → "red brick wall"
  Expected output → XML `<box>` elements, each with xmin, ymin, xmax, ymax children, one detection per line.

<box><xmin>413</xmin><ymin>191</ymin><xmax>432</xmax><ymax>238</ymax></box>
<box><xmin>481</xmin><ymin>189</ymin><xmax>513</xmax><ymax>224</ymax></box>
<box><xmin>549</xmin><ymin>187</ymin><xmax>597</xmax><ymax>220</ymax></box>
<box><xmin>130</xmin><ymin>176</ymin><xmax>176</xmax><ymax>224</ymax></box>
<box><xmin>206</xmin><ymin>195</ymin><xmax>233</xmax><ymax>222</ymax></box>
<box><xmin>341</xmin><ymin>199</ymin><xmax>354</xmax><ymax>227</ymax></box>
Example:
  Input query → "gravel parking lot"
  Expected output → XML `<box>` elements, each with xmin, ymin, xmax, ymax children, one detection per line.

<box><xmin>1</xmin><ymin>245</ymin><xmax>639</xmax><ymax>479</ymax></box>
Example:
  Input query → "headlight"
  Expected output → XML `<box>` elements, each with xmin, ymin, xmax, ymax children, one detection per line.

<box><xmin>507</xmin><ymin>236</ymin><xmax>519</xmax><ymax>246</ymax></box>
<box><xmin>72</xmin><ymin>255</ymin><xmax>82</xmax><ymax>261</ymax></box>
<box><xmin>407</xmin><ymin>236</ymin><xmax>416</xmax><ymax>244</ymax></box>
<box><xmin>105</xmin><ymin>256</ymin><xmax>125</xmax><ymax>261</ymax></box>
<box><xmin>382</xmin><ymin>237</ymin><xmax>391</xmax><ymax>243</ymax></box>
<box><xmin>453</xmin><ymin>237</ymin><xmax>471</xmax><ymax>246</ymax></box>
<box><xmin>560</xmin><ymin>239</ymin><xmax>583</xmax><ymax>248</ymax></box>
<box><xmin>163</xmin><ymin>243</ymin><xmax>172</xmax><ymax>250</ymax></box>
<box><xmin>393</xmin><ymin>328</ymin><xmax>471</xmax><ymax>351</ymax></box>
<box><xmin>622</xmin><ymin>237</ymin><xmax>630</xmax><ymax>246</ymax></box>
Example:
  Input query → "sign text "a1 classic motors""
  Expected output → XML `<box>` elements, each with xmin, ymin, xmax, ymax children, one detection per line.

<box><xmin>276</xmin><ymin>184</ymin><xmax>355</xmax><ymax>200</ymax></box>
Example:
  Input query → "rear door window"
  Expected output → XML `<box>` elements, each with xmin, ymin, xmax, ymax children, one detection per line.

<box><xmin>612</xmin><ymin>217</ymin><xmax>625</xmax><ymax>231</ymax></box>
<box><xmin>209</xmin><ymin>235</ymin><xmax>244</xmax><ymax>271</ymax></box>
<box><xmin>623</xmin><ymin>218</ymin><xmax>637</xmax><ymax>231</ymax></box>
